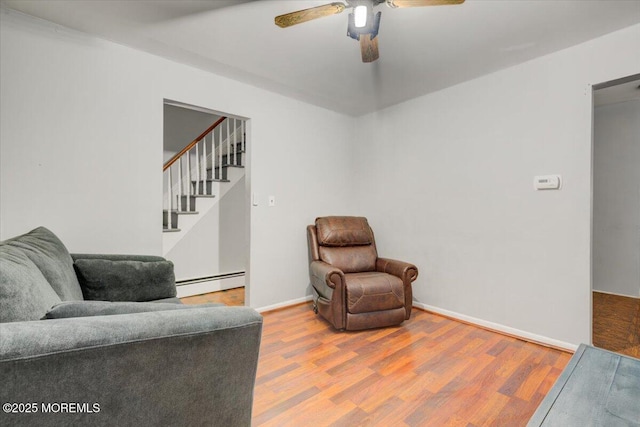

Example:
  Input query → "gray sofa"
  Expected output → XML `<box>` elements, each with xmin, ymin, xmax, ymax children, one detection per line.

<box><xmin>0</xmin><ymin>227</ymin><xmax>262</xmax><ymax>427</ymax></box>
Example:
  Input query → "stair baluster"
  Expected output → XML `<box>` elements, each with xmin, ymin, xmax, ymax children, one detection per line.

<box><xmin>226</xmin><ymin>118</ymin><xmax>231</xmax><ymax>171</ymax></box>
<box><xmin>178</xmin><ymin>156</ymin><xmax>183</xmax><ymax>211</ymax></box>
<box><xmin>204</xmin><ymin>134</ymin><xmax>209</xmax><ymax>194</ymax></box>
<box><xmin>242</xmin><ymin>120</ymin><xmax>246</xmax><ymax>154</ymax></box>
<box><xmin>218</xmin><ymin>124</ymin><xmax>223</xmax><ymax>180</ymax></box>
<box><xmin>163</xmin><ymin>116</ymin><xmax>247</xmax><ymax>233</ymax></box>
<box><xmin>166</xmin><ymin>167</ymin><xmax>173</xmax><ymax>229</ymax></box>
<box><xmin>195</xmin><ymin>140</ymin><xmax>200</xmax><ymax>195</ymax></box>
<box><xmin>186</xmin><ymin>146</ymin><xmax>192</xmax><ymax>207</ymax></box>
<box><xmin>232</xmin><ymin>118</ymin><xmax>237</xmax><ymax>166</ymax></box>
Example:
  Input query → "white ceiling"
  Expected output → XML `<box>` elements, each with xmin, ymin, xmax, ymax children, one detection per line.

<box><xmin>2</xmin><ymin>0</ymin><xmax>640</xmax><ymax>116</ymax></box>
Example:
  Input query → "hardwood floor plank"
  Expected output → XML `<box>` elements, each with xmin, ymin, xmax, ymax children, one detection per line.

<box><xmin>252</xmin><ymin>386</ymin><xmax>321</xmax><ymax>424</ymax></box>
<box><xmin>180</xmin><ymin>293</ymin><xmax>573</xmax><ymax>426</ymax></box>
<box><xmin>253</xmin><ymin>304</ymin><xmax>572</xmax><ymax>426</ymax></box>
<box><xmin>593</xmin><ymin>291</ymin><xmax>640</xmax><ymax>358</ymax></box>
<box><xmin>180</xmin><ymin>286</ymin><xmax>244</xmax><ymax>306</ymax></box>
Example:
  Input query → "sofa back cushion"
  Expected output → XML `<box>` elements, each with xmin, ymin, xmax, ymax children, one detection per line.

<box><xmin>74</xmin><ymin>259</ymin><xmax>176</xmax><ymax>302</ymax></box>
<box><xmin>0</xmin><ymin>245</ymin><xmax>62</xmax><ymax>322</ymax></box>
<box><xmin>2</xmin><ymin>227</ymin><xmax>84</xmax><ymax>301</ymax></box>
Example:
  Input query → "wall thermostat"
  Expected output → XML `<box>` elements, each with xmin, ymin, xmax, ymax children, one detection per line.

<box><xmin>534</xmin><ymin>175</ymin><xmax>561</xmax><ymax>190</ymax></box>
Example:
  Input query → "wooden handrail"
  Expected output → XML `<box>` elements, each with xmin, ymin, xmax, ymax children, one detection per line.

<box><xmin>163</xmin><ymin>116</ymin><xmax>227</xmax><ymax>171</ymax></box>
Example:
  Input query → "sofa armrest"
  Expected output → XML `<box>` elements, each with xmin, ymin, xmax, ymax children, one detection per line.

<box><xmin>0</xmin><ymin>306</ymin><xmax>262</xmax><ymax>427</ymax></box>
<box><xmin>72</xmin><ymin>256</ymin><xmax>176</xmax><ymax>302</ymax></box>
<box><xmin>376</xmin><ymin>257</ymin><xmax>418</xmax><ymax>283</ymax></box>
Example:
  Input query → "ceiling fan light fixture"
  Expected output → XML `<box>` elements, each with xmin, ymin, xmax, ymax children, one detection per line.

<box><xmin>354</xmin><ymin>5</ymin><xmax>368</xmax><ymax>28</ymax></box>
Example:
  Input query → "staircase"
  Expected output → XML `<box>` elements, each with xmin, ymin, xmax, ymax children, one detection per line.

<box><xmin>162</xmin><ymin>116</ymin><xmax>246</xmax><ymax>256</ymax></box>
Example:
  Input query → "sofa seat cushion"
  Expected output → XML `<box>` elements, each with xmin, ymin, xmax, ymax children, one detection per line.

<box><xmin>43</xmin><ymin>301</ymin><xmax>222</xmax><ymax>319</ymax></box>
<box><xmin>0</xmin><ymin>245</ymin><xmax>62</xmax><ymax>322</ymax></box>
<box><xmin>2</xmin><ymin>227</ymin><xmax>83</xmax><ymax>301</ymax></box>
<box><xmin>74</xmin><ymin>259</ymin><xmax>176</xmax><ymax>302</ymax></box>
<box><xmin>344</xmin><ymin>271</ymin><xmax>404</xmax><ymax>314</ymax></box>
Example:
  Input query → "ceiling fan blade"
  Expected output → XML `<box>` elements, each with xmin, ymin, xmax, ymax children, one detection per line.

<box><xmin>360</xmin><ymin>35</ymin><xmax>379</xmax><ymax>63</ymax></box>
<box><xmin>275</xmin><ymin>2</ymin><xmax>346</xmax><ymax>28</ymax></box>
<box><xmin>386</xmin><ymin>0</ymin><xmax>464</xmax><ymax>8</ymax></box>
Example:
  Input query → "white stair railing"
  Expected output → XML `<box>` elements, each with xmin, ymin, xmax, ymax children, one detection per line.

<box><xmin>163</xmin><ymin>116</ymin><xmax>246</xmax><ymax>231</ymax></box>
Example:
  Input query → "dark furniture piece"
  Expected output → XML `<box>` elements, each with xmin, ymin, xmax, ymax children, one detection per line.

<box><xmin>528</xmin><ymin>344</ymin><xmax>640</xmax><ymax>426</ymax></box>
<box><xmin>0</xmin><ymin>227</ymin><xmax>262</xmax><ymax>427</ymax></box>
<box><xmin>307</xmin><ymin>216</ymin><xmax>418</xmax><ymax>331</ymax></box>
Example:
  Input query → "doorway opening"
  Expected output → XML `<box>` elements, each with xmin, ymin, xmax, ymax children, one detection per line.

<box><xmin>591</xmin><ymin>74</ymin><xmax>640</xmax><ymax>358</ymax></box>
<box><xmin>162</xmin><ymin>100</ymin><xmax>250</xmax><ymax>306</ymax></box>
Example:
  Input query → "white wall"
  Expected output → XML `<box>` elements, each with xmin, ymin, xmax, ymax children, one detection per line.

<box><xmin>0</xmin><ymin>9</ymin><xmax>355</xmax><ymax>309</ymax></box>
<box><xmin>166</xmin><ymin>175</ymin><xmax>247</xmax><ymax>281</ymax></box>
<box><xmin>593</xmin><ymin>99</ymin><xmax>640</xmax><ymax>298</ymax></box>
<box><xmin>352</xmin><ymin>24</ymin><xmax>640</xmax><ymax>347</ymax></box>
<box><xmin>220</xmin><ymin>175</ymin><xmax>246</xmax><ymax>274</ymax></box>
<box><xmin>4</xmin><ymin>6</ymin><xmax>638</xmax><ymax>346</ymax></box>
<box><xmin>163</xmin><ymin>104</ymin><xmax>220</xmax><ymax>162</ymax></box>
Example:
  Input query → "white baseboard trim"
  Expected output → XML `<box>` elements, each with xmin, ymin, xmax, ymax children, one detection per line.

<box><xmin>256</xmin><ymin>295</ymin><xmax>313</xmax><ymax>313</ymax></box>
<box><xmin>413</xmin><ymin>302</ymin><xmax>578</xmax><ymax>352</ymax></box>
<box><xmin>176</xmin><ymin>275</ymin><xmax>245</xmax><ymax>298</ymax></box>
<box><xmin>592</xmin><ymin>289</ymin><xmax>640</xmax><ymax>299</ymax></box>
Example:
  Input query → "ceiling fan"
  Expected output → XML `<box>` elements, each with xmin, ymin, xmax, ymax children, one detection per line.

<box><xmin>275</xmin><ymin>0</ymin><xmax>465</xmax><ymax>63</ymax></box>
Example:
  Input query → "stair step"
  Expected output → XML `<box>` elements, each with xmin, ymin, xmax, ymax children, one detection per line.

<box><xmin>191</xmin><ymin>180</ymin><xmax>218</xmax><ymax>194</ymax></box>
<box><xmin>178</xmin><ymin>195</ymin><xmax>196</xmax><ymax>212</ymax></box>
<box><xmin>162</xmin><ymin>227</ymin><xmax>181</xmax><ymax>233</ymax></box>
<box><xmin>175</xmin><ymin>210</ymin><xmax>199</xmax><ymax>215</ymax></box>
<box><xmin>209</xmin><ymin>165</ymin><xmax>244</xmax><ymax>169</ymax></box>
<box><xmin>162</xmin><ymin>210</ymin><xmax>178</xmax><ymax>229</ymax></box>
<box><xmin>194</xmin><ymin>194</ymin><xmax>216</xmax><ymax>198</ymax></box>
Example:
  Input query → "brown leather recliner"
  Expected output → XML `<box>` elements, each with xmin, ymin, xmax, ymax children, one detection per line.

<box><xmin>307</xmin><ymin>216</ymin><xmax>418</xmax><ymax>331</ymax></box>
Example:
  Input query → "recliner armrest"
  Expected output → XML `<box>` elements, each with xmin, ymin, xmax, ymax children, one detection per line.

<box><xmin>310</xmin><ymin>260</ymin><xmax>344</xmax><ymax>290</ymax></box>
<box><xmin>376</xmin><ymin>257</ymin><xmax>418</xmax><ymax>283</ymax></box>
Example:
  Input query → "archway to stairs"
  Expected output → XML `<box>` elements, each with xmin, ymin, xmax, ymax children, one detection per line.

<box><xmin>162</xmin><ymin>100</ymin><xmax>250</xmax><ymax>305</ymax></box>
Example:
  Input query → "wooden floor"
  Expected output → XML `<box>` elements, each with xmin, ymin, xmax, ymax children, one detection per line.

<box><xmin>181</xmin><ymin>291</ymin><xmax>572</xmax><ymax>426</ymax></box>
<box><xmin>593</xmin><ymin>291</ymin><xmax>640</xmax><ymax>358</ymax></box>
<box><xmin>181</xmin><ymin>286</ymin><xmax>245</xmax><ymax>306</ymax></box>
<box><xmin>253</xmin><ymin>304</ymin><xmax>570</xmax><ymax>426</ymax></box>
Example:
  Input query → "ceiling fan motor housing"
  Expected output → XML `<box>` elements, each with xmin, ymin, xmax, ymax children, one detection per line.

<box><xmin>347</xmin><ymin>10</ymin><xmax>381</xmax><ymax>40</ymax></box>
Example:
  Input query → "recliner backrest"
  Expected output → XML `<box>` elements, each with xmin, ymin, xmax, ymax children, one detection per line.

<box><xmin>314</xmin><ymin>217</ymin><xmax>377</xmax><ymax>273</ymax></box>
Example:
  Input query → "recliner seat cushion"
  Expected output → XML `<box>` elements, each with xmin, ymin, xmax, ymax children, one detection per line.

<box><xmin>344</xmin><ymin>272</ymin><xmax>404</xmax><ymax>314</ymax></box>
<box><xmin>2</xmin><ymin>227</ymin><xmax>83</xmax><ymax>301</ymax></box>
<box><xmin>0</xmin><ymin>245</ymin><xmax>62</xmax><ymax>322</ymax></box>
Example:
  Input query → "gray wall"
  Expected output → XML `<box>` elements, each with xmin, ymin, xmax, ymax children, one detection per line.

<box><xmin>593</xmin><ymin>99</ymin><xmax>640</xmax><ymax>297</ymax></box>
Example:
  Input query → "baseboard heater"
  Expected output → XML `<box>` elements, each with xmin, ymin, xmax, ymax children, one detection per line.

<box><xmin>176</xmin><ymin>271</ymin><xmax>245</xmax><ymax>286</ymax></box>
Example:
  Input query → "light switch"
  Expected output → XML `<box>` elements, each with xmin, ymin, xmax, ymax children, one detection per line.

<box><xmin>268</xmin><ymin>196</ymin><xmax>276</xmax><ymax>207</ymax></box>
<box><xmin>252</xmin><ymin>193</ymin><xmax>259</xmax><ymax>206</ymax></box>
<box><xmin>534</xmin><ymin>175</ymin><xmax>561</xmax><ymax>190</ymax></box>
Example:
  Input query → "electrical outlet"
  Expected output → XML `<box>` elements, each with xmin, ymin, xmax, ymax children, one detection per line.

<box><xmin>268</xmin><ymin>196</ymin><xmax>275</xmax><ymax>207</ymax></box>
